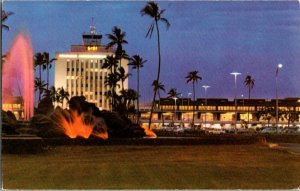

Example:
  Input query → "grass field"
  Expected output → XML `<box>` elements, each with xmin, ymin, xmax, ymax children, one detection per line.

<box><xmin>2</xmin><ymin>144</ymin><xmax>300</xmax><ymax>189</ymax></box>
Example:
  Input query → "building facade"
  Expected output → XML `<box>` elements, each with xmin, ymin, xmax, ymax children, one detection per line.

<box><xmin>54</xmin><ymin>25</ymin><xmax>128</xmax><ymax>110</ymax></box>
<box><xmin>140</xmin><ymin>97</ymin><xmax>300</xmax><ymax>128</ymax></box>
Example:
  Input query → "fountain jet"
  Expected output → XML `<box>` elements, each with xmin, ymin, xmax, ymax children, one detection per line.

<box><xmin>2</xmin><ymin>33</ymin><xmax>34</xmax><ymax>120</ymax></box>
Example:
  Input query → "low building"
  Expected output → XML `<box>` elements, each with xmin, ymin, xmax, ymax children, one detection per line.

<box><xmin>2</xmin><ymin>96</ymin><xmax>24</xmax><ymax>119</ymax></box>
<box><xmin>139</xmin><ymin>97</ymin><xmax>300</xmax><ymax>128</ymax></box>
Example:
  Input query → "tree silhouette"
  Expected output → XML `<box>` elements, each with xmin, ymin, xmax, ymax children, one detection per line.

<box><xmin>186</xmin><ymin>70</ymin><xmax>202</xmax><ymax>129</ymax></box>
<box><xmin>2</xmin><ymin>10</ymin><xmax>14</xmax><ymax>30</ymax></box>
<box><xmin>128</xmin><ymin>55</ymin><xmax>147</xmax><ymax>123</ymax></box>
<box><xmin>244</xmin><ymin>75</ymin><xmax>255</xmax><ymax>125</ymax></box>
<box><xmin>42</xmin><ymin>52</ymin><xmax>56</xmax><ymax>91</ymax></box>
<box><xmin>141</xmin><ymin>1</ymin><xmax>170</xmax><ymax>129</ymax></box>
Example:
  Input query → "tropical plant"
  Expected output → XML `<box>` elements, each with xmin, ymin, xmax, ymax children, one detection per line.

<box><xmin>2</xmin><ymin>10</ymin><xmax>14</xmax><ymax>30</ymax></box>
<box><xmin>34</xmin><ymin>77</ymin><xmax>47</xmax><ymax>103</ymax></box>
<box><xmin>42</xmin><ymin>86</ymin><xmax>59</xmax><ymax>105</ymax></box>
<box><xmin>167</xmin><ymin>88</ymin><xmax>180</xmax><ymax>123</ymax></box>
<box><xmin>128</xmin><ymin>55</ymin><xmax>147</xmax><ymax>122</ymax></box>
<box><xmin>186</xmin><ymin>70</ymin><xmax>202</xmax><ymax>129</ymax></box>
<box><xmin>167</xmin><ymin>88</ymin><xmax>180</xmax><ymax>99</ymax></box>
<box><xmin>106</xmin><ymin>26</ymin><xmax>128</xmax><ymax>59</ymax></box>
<box><xmin>117</xmin><ymin>88</ymin><xmax>138</xmax><ymax>116</ymax></box>
<box><xmin>42</xmin><ymin>52</ymin><xmax>56</xmax><ymax>90</ymax></box>
<box><xmin>34</xmin><ymin>52</ymin><xmax>44</xmax><ymax>83</ymax></box>
<box><xmin>118</xmin><ymin>66</ymin><xmax>131</xmax><ymax>91</ymax></box>
<box><xmin>244</xmin><ymin>75</ymin><xmax>255</xmax><ymax>124</ymax></box>
<box><xmin>152</xmin><ymin>80</ymin><xmax>165</xmax><ymax>102</ymax></box>
<box><xmin>102</xmin><ymin>55</ymin><xmax>119</xmax><ymax>110</ymax></box>
<box><xmin>141</xmin><ymin>1</ymin><xmax>170</xmax><ymax>129</ymax></box>
<box><xmin>57</xmin><ymin>87</ymin><xmax>70</xmax><ymax>108</ymax></box>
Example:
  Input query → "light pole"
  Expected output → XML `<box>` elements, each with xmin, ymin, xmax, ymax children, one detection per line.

<box><xmin>180</xmin><ymin>94</ymin><xmax>183</xmax><ymax>125</ymax></box>
<box><xmin>187</xmin><ymin>92</ymin><xmax>192</xmax><ymax>123</ymax></box>
<box><xmin>230</xmin><ymin>72</ymin><xmax>241</xmax><ymax>133</ymax></box>
<box><xmin>276</xmin><ymin>64</ymin><xmax>283</xmax><ymax>133</ymax></box>
<box><xmin>202</xmin><ymin>85</ymin><xmax>210</xmax><ymax>128</ymax></box>
<box><xmin>241</xmin><ymin>94</ymin><xmax>244</xmax><ymax>107</ymax></box>
<box><xmin>173</xmin><ymin>97</ymin><xmax>178</xmax><ymax>124</ymax></box>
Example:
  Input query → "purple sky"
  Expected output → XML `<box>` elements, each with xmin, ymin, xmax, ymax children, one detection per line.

<box><xmin>2</xmin><ymin>1</ymin><xmax>300</xmax><ymax>103</ymax></box>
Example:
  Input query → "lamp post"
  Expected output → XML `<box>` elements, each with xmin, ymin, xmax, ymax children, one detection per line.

<box><xmin>180</xmin><ymin>94</ymin><xmax>183</xmax><ymax>125</ymax></box>
<box><xmin>187</xmin><ymin>92</ymin><xmax>192</xmax><ymax>123</ymax></box>
<box><xmin>202</xmin><ymin>85</ymin><xmax>210</xmax><ymax>128</ymax></box>
<box><xmin>230</xmin><ymin>72</ymin><xmax>241</xmax><ymax>133</ymax></box>
<box><xmin>173</xmin><ymin>97</ymin><xmax>178</xmax><ymax>124</ymax></box>
<box><xmin>276</xmin><ymin>64</ymin><xmax>283</xmax><ymax>133</ymax></box>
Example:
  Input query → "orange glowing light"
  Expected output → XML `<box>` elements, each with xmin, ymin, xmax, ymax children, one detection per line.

<box><xmin>59</xmin><ymin>111</ymin><xmax>94</xmax><ymax>139</ymax></box>
<box><xmin>142</xmin><ymin>125</ymin><xmax>157</xmax><ymax>139</ymax></box>
<box><xmin>94</xmin><ymin>131</ymin><xmax>109</xmax><ymax>140</ymax></box>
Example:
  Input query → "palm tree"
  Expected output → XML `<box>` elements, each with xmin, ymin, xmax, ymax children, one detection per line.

<box><xmin>2</xmin><ymin>10</ymin><xmax>14</xmax><ymax>30</ymax></box>
<box><xmin>47</xmin><ymin>86</ymin><xmax>59</xmax><ymax>105</ymax></box>
<box><xmin>42</xmin><ymin>52</ymin><xmax>56</xmax><ymax>91</ymax></box>
<box><xmin>57</xmin><ymin>87</ymin><xmax>69</xmax><ymax>108</ymax></box>
<box><xmin>128</xmin><ymin>55</ymin><xmax>147</xmax><ymax>123</ymax></box>
<box><xmin>34</xmin><ymin>77</ymin><xmax>47</xmax><ymax>103</ymax></box>
<box><xmin>106</xmin><ymin>27</ymin><xmax>128</xmax><ymax>72</ymax></box>
<box><xmin>102</xmin><ymin>55</ymin><xmax>119</xmax><ymax>110</ymax></box>
<box><xmin>34</xmin><ymin>52</ymin><xmax>44</xmax><ymax>83</ymax></box>
<box><xmin>117</xmin><ymin>66</ymin><xmax>131</xmax><ymax>91</ymax></box>
<box><xmin>152</xmin><ymin>80</ymin><xmax>165</xmax><ymax>107</ymax></box>
<box><xmin>104</xmin><ymin>73</ymin><xmax>120</xmax><ymax>110</ymax></box>
<box><xmin>106</xmin><ymin>26</ymin><xmax>128</xmax><ymax>58</ymax></box>
<box><xmin>167</xmin><ymin>88</ymin><xmax>180</xmax><ymax>124</ymax></box>
<box><xmin>186</xmin><ymin>70</ymin><xmax>202</xmax><ymax>130</ymax></box>
<box><xmin>244</xmin><ymin>75</ymin><xmax>255</xmax><ymax>125</ymax></box>
<box><xmin>141</xmin><ymin>1</ymin><xmax>170</xmax><ymax>129</ymax></box>
<box><xmin>167</xmin><ymin>88</ymin><xmax>180</xmax><ymax>99</ymax></box>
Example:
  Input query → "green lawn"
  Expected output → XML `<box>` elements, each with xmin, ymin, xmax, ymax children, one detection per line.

<box><xmin>2</xmin><ymin>144</ymin><xmax>300</xmax><ymax>189</ymax></box>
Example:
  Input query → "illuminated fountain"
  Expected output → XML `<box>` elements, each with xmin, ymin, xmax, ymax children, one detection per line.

<box><xmin>49</xmin><ymin>96</ymin><xmax>156</xmax><ymax>140</ymax></box>
<box><xmin>2</xmin><ymin>33</ymin><xmax>34</xmax><ymax>120</ymax></box>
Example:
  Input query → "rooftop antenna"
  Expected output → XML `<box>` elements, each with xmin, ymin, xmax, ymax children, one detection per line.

<box><xmin>90</xmin><ymin>17</ymin><xmax>96</xmax><ymax>35</ymax></box>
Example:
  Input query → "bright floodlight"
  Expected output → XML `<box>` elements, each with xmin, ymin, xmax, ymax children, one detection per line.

<box><xmin>230</xmin><ymin>72</ymin><xmax>241</xmax><ymax>76</ymax></box>
<box><xmin>202</xmin><ymin>85</ymin><xmax>210</xmax><ymax>89</ymax></box>
<box><xmin>278</xmin><ymin>64</ymin><xmax>283</xmax><ymax>68</ymax></box>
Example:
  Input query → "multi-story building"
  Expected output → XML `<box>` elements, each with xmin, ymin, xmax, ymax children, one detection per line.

<box><xmin>54</xmin><ymin>24</ymin><xmax>128</xmax><ymax>110</ymax></box>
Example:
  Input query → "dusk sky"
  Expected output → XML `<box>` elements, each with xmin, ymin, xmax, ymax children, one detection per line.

<box><xmin>2</xmin><ymin>1</ymin><xmax>300</xmax><ymax>103</ymax></box>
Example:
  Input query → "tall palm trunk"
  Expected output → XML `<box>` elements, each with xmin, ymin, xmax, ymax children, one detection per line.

<box><xmin>192</xmin><ymin>82</ymin><xmax>195</xmax><ymax>130</ymax></box>
<box><xmin>46</xmin><ymin>64</ymin><xmax>49</xmax><ymax>90</ymax></box>
<box><xmin>38</xmin><ymin>65</ymin><xmax>42</xmax><ymax>102</ymax></box>
<box><xmin>148</xmin><ymin>19</ymin><xmax>161</xmax><ymax>130</ymax></box>
<box><xmin>137</xmin><ymin>68</ymin><xmax>140</xmax><ymax>123</ymax></box>
<box><xmin>247</xmin><ymin>86</ymin><xmax>250</xmax><ymax>125</ymax></box>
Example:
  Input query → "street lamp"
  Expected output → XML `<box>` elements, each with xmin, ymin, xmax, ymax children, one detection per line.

<box><xmin>241</xmin><ymin>94</ymin><xmax>244</xmax><ymax>106</ymax></box>
<box><xmin>180</xmin><ymin>94</ymin><xmax>183</xmax><ymax>125</ymax></box>
<box><xmin>173</xmin><ymin>97</ymin><xmax>178</xmax><ymax>124</ymax></box>
<box><xmin>230</xmin><ymin>72</ymin><xmax>241</xmax><ymax>133</ymax></box>
<box><xmin>276</xmin><ymin>63</ymin><xmax>283</xmax><ymax>133</ymax></box>
<box><xmin>187</xmin><ymin>92</ymin><xmax>192</xmax><ymax>122</ymax></box>
<box><xmin>202</xmin><ymin>85</ymin><xmax>210</xmax><ymax>128</ymax></box>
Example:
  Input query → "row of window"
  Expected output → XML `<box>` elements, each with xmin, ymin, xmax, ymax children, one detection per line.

<box><xmin>159</xmin><ymin>105</ymin><xmax>299</xmax><ymax>112</ymax></box>
<box><xmin>67</xmin><ymin>59</ymin><xmax>104</xmax><ymax>69</ymax></box>
<box><xmin>2</xmin><ymin>104</ymin><xmax>22</xmax><ymax>109</ymax></box>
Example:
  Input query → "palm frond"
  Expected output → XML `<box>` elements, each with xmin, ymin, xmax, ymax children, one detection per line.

<box><xmin>146</xmin><ymin>22</ymin><xmax>155</xmax><ymax>38</ymax></box>
<box><xmin>160</xmin><ymin>17</ymin><xmax>171</xmax><ymax>29</ymax></box>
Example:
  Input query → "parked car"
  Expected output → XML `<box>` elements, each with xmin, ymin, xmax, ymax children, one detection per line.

<box><xmin>173</xmin><ymin>127</ymin><xmax>185</xmax><ymax>133</ymax></box>
<box><xmin>205</xmin><ymin>127</ymin><xmax>225</xmax><ymax>134</ymax></box>
<box><xmin>260</xmin><ymin>127</ymin><xmax>277</xmax><ymax>134</ymax></box>
<box><xmin>281</xmin><ymin>127</ymin><xmax>299</xmax><ymax>134</ymax></box>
